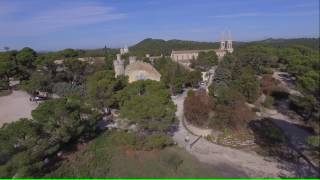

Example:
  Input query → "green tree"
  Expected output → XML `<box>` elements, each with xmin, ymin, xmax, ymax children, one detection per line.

<box><xmin>0</xmin><ymin>52</ymin><xmax>15</xmax><ymax>89</ymax></box>
<box><xmin>118</xmin><ymin>80</ymin><xmax>176</xmax><ymax>132</ymax></box>
<box><xmin>231</xmin><ymin>67</ymin><xmax>260</xmax><ymax>103</ymax></box>
<box><xmin>21</xmin><ymin>72</ymin><xmax>52</xmax><ymax>94</ymax></box>
<box><xmin>86</xmin><ymin>70</ymin><xmax>127</xmax><ymax>109</ymax></box>
<box><xmin>62</xmin><ymin>48</ymin><xmax>78</xmax><ymax>58</ymax></box>
<box><xmin>191</xmin><ymin>51</ymin><xmax>218</xmax><ymax>71</ymax></box>
<box><xmin>16</xmin><ymin>47</ymin><xmax>36</xmax><ymax>68</ymax></box>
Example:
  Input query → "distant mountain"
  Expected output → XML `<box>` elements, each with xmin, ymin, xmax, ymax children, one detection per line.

<box><xmin>249</xmin><ymin>38</ymin><xmax>319</xmax><ymax>50</ymax></box>
<box><xmin>130</xmin><ymin>37</ymin><xmax>319</xmax><ymax>56</ymax></box>
<box><xmin>130</xmin><ymin>38</ymin><xmax>220</xmax><ymax>56</ymax></box>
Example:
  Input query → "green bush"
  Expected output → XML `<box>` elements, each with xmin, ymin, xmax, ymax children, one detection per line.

<box><xmin>110</xmin><ymin>131</ymin><xmax>137</xmax><ymax>147</ymax></box>
<box><xmin>263</xmin><ymin>96</ymin><xmax>274</xmax><ymax>108</ymax></box>
<box><xmin>307</xmin><ymin>136</ymin><xmax>320</xmax><ymax>147</ymax></box>
<box><xmin>143</xmin><ymin>134</ymin><xmax>173</xmax><ymax>150</ymax></box>
<box><xmin>187</xmin><ymin>90</ymin><xmax>195</xmax><ymax>97</ymax></box>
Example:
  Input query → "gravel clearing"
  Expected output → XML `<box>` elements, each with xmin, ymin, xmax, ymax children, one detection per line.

<box><xmin>0</xmin><ymin>90</ymin><xmax>38</xmax><ymax>127</ymax></box>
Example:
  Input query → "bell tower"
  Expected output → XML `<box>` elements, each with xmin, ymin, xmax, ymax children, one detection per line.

<box><xmin>113</xmin><ymin>54</ymin><xmax>125</xmax><ymax>77</ymax></box>
<box><xmin>226</xmin><ymin>31</ymin><xmax>233</xmax><ymax>53</ymax></box>
<box><xmin>220</xmin><ymin>32</ymin><xmax>225</xmax><ymax>50</ymax></box>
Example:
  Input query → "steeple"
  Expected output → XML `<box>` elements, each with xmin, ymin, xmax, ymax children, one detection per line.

<box><xmin>226</xmin><ymin>30</ymin><xmax>233</xmax><ymax>53</ymax></box>
<box><xmin>220</xmin><ymin>32</ymin><xmax>225</xmax><ymax>50</ymax></box>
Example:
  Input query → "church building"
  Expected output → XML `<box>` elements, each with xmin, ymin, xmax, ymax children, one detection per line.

<box><xmin>171</xmin><ymin>31</ymin><xmax>233</xmax><ymax>67</ymax></box>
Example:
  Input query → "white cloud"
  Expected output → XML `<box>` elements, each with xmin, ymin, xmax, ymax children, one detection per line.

<box><xmin>0</xmin><ymin>2</ymin><xmax>126</xmax><ymax>37</ymax></box>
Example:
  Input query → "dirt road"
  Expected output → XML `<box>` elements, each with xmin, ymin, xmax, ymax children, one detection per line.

<box><xmin>172</xmin><ymin>90</ymin><xmax>292</xmax><ymax>178</ymax></box>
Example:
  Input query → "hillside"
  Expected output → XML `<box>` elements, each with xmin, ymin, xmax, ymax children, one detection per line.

<box><xmin>247</xmin><ymin>38</ymin><xmax>319</xmax><ymax>50</ymax></box>
<box><xmin>129</xmin><ymin>38</ymin><xmax>319</xmax><ymax>57</ymax></box>
<box><xmin>129</xmin><ymin>38</ymin><xmax>220</xmax><ymax>56</ymax></box>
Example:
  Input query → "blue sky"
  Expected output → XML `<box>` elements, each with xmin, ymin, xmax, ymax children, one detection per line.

<box><xmin>0</xmin><ymin>0</ymin><xmax>319</xmax><ymax>51</ymax></box>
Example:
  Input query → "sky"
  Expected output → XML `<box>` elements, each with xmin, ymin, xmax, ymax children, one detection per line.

<box><xmin>0</xmin><ymin>0</ymin><xmax>319</xmax><ymax>51</ymax></box>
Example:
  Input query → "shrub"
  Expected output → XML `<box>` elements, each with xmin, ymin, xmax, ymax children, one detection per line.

<box><xmin>110</xmin><ymin>131</ymin><xmax>137</xmax><ymax>147</ymax></box>
<box><xmin>143</xmin><ymin>134</ymin><xmax>173</xmax><ymax>150</ymax></box>
<box><xmin>263</xmin><ymin>96</ymin><xmax>274</xmax><ymax>108</ymax></box>
<box><xmin>307</xmin><ymin>136</ymin><xmax>320</xmax><ymax>147</ymax></box>
<box><xmin>184</xmin><ymin>89</ymin><xmax>214</xmax><ymax>127</ymax></box>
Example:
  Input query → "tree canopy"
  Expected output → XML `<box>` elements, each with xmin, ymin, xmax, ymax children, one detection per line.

<box><xmin>118</xmin><ymin>80</ymin><xmax>176</xmax><ymax>132</ymax></box>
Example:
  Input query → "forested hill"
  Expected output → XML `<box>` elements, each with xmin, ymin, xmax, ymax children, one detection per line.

<box><xmin>130</xmin><ymin>38</ymin><xmax>319</xmax><ymax>56</ymax></box>
<box><xmin>130</xmin><ymin>38</ymin><xmax>220</xmax><ymax>56</ymax></box>
<box><xmin>246</xmin><ymin>38</ymin><xmax>319</xmax><ymax>50</ymax></box>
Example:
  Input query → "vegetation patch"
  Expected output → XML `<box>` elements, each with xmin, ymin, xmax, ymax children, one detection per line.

<box><xmin>46</xmin><ymin>131</ymin><xmax>220</xmax><ymax>178</ymax></box>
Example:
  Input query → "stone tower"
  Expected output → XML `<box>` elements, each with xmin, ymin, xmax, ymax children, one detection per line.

<box><xmin>113</xmin><ymin>54</ymin><xmax>125</xmax><ymax>77</ymax></box>
<box><xmin>226</xmin><ymin>31</ymin><xmax>233</xmax><ymax>53</ymax></box>
<box><xmin>129</xmin><ymin>56</ymin><xmax>136</xmax><ymax>64</ymax></box>
<box><xmin>220</xmin><ymin>32</ymin><xmax>226</xmax><ymax>50</ymax></box>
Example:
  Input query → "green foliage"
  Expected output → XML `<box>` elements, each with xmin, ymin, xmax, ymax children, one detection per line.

<box><xmin>0</xmin><ymin>52</ymin><xmax>15</xmax><ymax>89</ymax></box>
<box><xmin>47</xmin><ymin>131</ymin><xmax>219</xmax><ymax>178</ymax></box>
<box><xmin>52</xmin><ymin>82</ymin><xmax>85</xmax><ymax>97</ymax></box>
<box><xmin>0</xmin><ymin>97</ymin><xmax>101</xmax><ymax>177</ymax></box>
<box><xmin>130</xmin><ymin>38</ymin><xmax>218</xmax><ymax>56</ymax></box>
<box><xmin>191</xmin><ymin>51</ymin><xmax>218</xmax><ymax>71</ymax></box>
<box><xmin>0</xmin><ymin>48</ymin><xmax>37</xmax><ymax>81</ymax></box>
<box><xmin>143</xmin><ymin>134</ymin><xmax>173</xmax><ymax>150</ymax></box>
<box><xmin>118</xmin><ymin>80</ymin><xmax>176</xmax><ymax>132</ymax></box>
<box><xmin>297</xmin><ymin>70</ymin><xmax>319</xmax><ymax>97</ymax></box>
<box><xmin>154</xmin><ymin>58</ymin><xmax>201</xmax><ymax>94</ymax></box>
<box><xmin>62</xmin><ymin>48</ymin><xmax>78</xmax><ymax>58</ymax></box>
<box><xmin>16</xmin><ymin>47</ymin><xmax>37</xmax><ymax>69</ymax></box>
<box><xmin>63</xmin><ymin>58</ymin><xmax>88</xmax><ymax>84</ymax></box>
<box><xmin>187</xmin><ymin>90</ymin><xmax>195</xmax><ymax>97</ymax></box>
<box><xmin>235</xmin><ymin>45</ymin><xmax>278</xmax><ymax>74</ymax></box>
<box><xmin>289</xmin><ymin>95</ymin><xmax>320</xmax><ymax>133</ymax></box>
<box><xmin>21</xmin><ymin>71</ymin><xmax>52</xmax><ymax>94</ymax></box>
<box><xmin>86</xmin><ymin>70</ymin><xmax>127</xmax><ymax>109</ymax></box>
<box><xmin>104</xmin><ymin>53</ymin><xmax>116</xmax><ymax>70</ymax></box>
<box><xmin>231</xmin><ymin>67</ymin><xmax>260</xmax><ymax>103</ymax></box>
<box><xmin>32</xmin><ymin>98</ymin><xmax>100</xmax><ymax>143</ymax></box>
<box><xmin>110</xmin><ymin>131</ymin><xmax>137</xmax><ymax>147</ymax></box>
<box><xmin>263</xmin><ymin>96</ymin><xmax>274</xmax><ymax>108</ymax></box>
<box><xmin>211</xmin><ymin>87</ymin><xmax>254</xmax><ymax>130</ymax></box>
<box><xmin>255</xmin><ymin>38</ymin><xmax>319</xmax><ymax>50</ymax></box>
<box><xmin>307</xmin><ymin>136</ymin><xmax>320</xmax><ymax>147</ymax></box>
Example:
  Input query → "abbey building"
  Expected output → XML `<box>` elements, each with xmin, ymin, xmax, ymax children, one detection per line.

<box><xmin>171</xmin><ymin>31</ymin><xmax>233</xmax><ymax>66</ymax></box>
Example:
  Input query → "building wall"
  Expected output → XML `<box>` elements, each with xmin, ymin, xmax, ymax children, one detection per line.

<box><xmin>113</xmin><ymin>60</ymin><xmax>125</xmax><ymax>77</ymax></box>
<box><xmin>171</xmin><ymin>53</ymin><xmax>198</xmax><ymax>62</ymax></box>
<box><xmin>125</xmin><ymin>70</ymin><xmax>161</xmax><ymax>83</ymax></box>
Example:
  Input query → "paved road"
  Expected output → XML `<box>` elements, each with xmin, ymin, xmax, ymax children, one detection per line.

<box><xmin>171</xmin><ymin>90</ymin><xmax>292</xmax><ymax>178</ymax></box>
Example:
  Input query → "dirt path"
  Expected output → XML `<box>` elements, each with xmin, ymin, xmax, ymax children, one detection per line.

<box><xmin>0</xmin><ymin>90</ymin><xmax>38</xmax><ymax>127</ymax></box>
<box><xmin>172</xmin><ymin>90</ymin><xmax>292</xmax><ymax>178</ymax></box>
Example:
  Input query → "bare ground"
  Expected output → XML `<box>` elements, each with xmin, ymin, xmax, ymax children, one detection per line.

<box><xmin>0</xmin><ymin>90</ymin><xmax>38</xmax><ymax>127</ymax></box>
